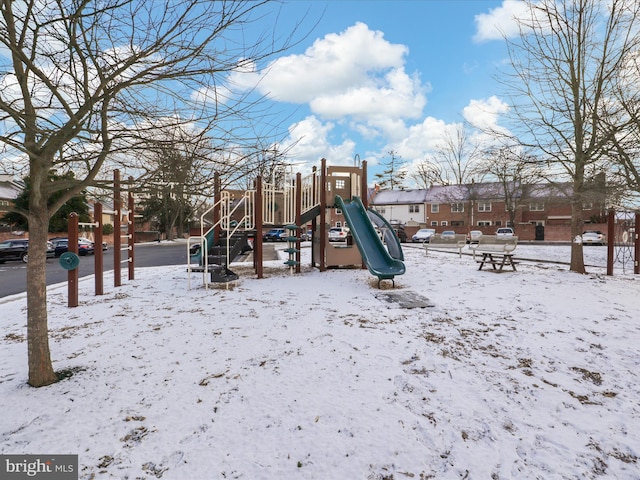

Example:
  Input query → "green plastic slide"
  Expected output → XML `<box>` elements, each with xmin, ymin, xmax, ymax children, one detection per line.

<box><xmin>334</xmin><ymin>195</ymin><xmax>406</xmax><ymax>284</ymax></box>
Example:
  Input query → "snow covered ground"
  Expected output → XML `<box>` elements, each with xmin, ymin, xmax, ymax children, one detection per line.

<box><xmin>1</xmin><ymin>243</ymin><xmax>639</xmax><ymax>479</ymax></box>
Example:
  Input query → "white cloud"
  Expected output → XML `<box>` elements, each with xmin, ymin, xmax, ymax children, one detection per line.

<box><xmin>462</xmin><ymin>95</ymin><xmax>510</xmax><ymax>133</ymax></box>
<box><xmin>473</xmin><ymin>0</ymin><xmax>533</xmax><ymax>42</ymax></box>
<box><xmin>231</xmin><ymin>22</ymin><xmax>427</xmax><ymax>141</ymax></box>
<box><xmin>310</xmin><ymin>67</ymin><xmax>425</xmax><ymax>119</ymax></box>
<box><xmin>279</xmin><ymin>116</ymin><xmax>356</xmax><ymax>171</ymax></box>
<box><xmin>254</xmin><ymin>22</ymin><xmax>408</xmax><ymax>103</ymax></box>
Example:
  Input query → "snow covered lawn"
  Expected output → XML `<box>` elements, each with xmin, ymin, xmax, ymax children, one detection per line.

<box><xmin>1</xmin><ymin>245</ymin><xmax>639</xmax><ymax>479</ymax></box>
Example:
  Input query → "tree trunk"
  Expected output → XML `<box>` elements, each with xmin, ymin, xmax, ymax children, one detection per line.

<box><xmin>26</xmin><ymin>202</ymin><xmax>58</xmax><ymax>387</ymax></box>
<box><xmin>569</xmin><ymin>196</ymin><xmax>586</xmax><ymax>274</ymax></box>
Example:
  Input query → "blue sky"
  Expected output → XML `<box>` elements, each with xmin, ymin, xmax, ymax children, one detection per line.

<box><xmin>229</xmin><ymin>0</ymin><xmax>528</xmax><ymax>185</ymax></box>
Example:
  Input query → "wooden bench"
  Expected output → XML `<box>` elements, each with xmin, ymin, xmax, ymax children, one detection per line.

<box><xmin>469</xmin><ymin>235</ymin><xmax>518</xmax><ymax>272</ymax></box>
<box><xmin>425</xmin><ymin>234</ymin><xmax>467</xmax><ymax>258</ymax></box>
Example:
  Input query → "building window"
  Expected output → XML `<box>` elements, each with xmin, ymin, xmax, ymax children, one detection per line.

<box><xmin>431</xmin><ymin>204</ymin><xmax>439</xmax><ymax>213</ymax></box>
<box><xmin>430</xmin><ymin>221</ymin><xmax>438</xmax><ymax>227</ymax></box>
<box><xmin>495</xmin><ymin>220</ymin><xmax>502</xmax><ymax>226</ymax></box>
<box><xmin>529</xmin><ymin>202</ymin><xmax>545</xmax><ymax>211</ymax></box>
<box><xmin>451</xmin><ymin>203</ymin><xmax>464</xmax><ymax>213</ymax></box>
<box><xmin>478</xmin><ymin>221</ymin><xmax>491</xmax><ymax>226</ymax></box>
<box><xmin>409</xmin><ymin>204</ymin><xmax>420</xmax><ymax>213</ymax></box>
<box><xmin>376</xmin><ymin>207</ymin><xmax>386</xmax><ymax>214</ymax></box>
<box><xmin>582</xmin><ymin>202</ymin><xmax>593</xmax><ymax>210</ymax></box>
<box><xmin>451</xmin><ymin>220</ymin><xmax>464</xmax><ymax>227</ymax></box>
<box><xmin>478</xmin><ymin>201</ymin><xmax>491</xmax><ymax>212</ymax></box>
<box><xmin>335</xmin><ymin>179</ymin><xmax>345</xmax><ymax>189</ymax></box>
<box><xmin>441</xmin><ymin>221</ymin><xmax>448</xmax><ymax>226</ymax></box>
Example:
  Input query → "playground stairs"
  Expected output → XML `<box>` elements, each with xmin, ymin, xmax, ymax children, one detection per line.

<box><xmin>194</xmin><ymin>232</ymin><xmax>251</xmax><ymax>283</ymax></box>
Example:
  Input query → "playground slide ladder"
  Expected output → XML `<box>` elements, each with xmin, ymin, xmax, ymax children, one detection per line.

<box><xmin>283</xmin><ymin>224</ymin><xmax>301</xmax><ymax>273</ymax></box>
<box><xmin>188</xmin><ymin>168</ymin><xmax>321</xmax><ymax>288</ymax></box>
<box><xmin>188</xmin><ymin>190</ymin><xmax>255</xmax><ymax>289</ymax></box>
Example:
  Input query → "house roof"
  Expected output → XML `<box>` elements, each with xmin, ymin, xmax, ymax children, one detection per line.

<box><xmin>371</xmin><ymin>189</ymin><xmax>429</xmax><ymax>205</ymax></box>
<box><xmin>0</xmin><ymin>176</ymin><xmax>22</xmax><ymax>201</ymax></box>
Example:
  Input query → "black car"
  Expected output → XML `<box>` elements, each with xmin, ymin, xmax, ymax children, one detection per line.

<box><xmin>50</xmin><ymin>237</ymin><xmax>95</xmax><ymax>256</ymax></box>
<box><xmin>0</xmin><ymin>239</ymin><xmax>55</xmax><ymax>263</ymax></box>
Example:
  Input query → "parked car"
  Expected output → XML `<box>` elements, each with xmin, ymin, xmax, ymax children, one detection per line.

<box><xmin>392</xmin><ymin>225</ymin><xmax>407</xmax><ymax>243</ymax></box>
<box><xmin>0</xmin><ymin>239</ymin><xmax>54</xmax><ymax>263</ymax></box>
<box><xmin>441</xmin><ymin>230</ymin><xmax>456</xmax><ymax>238</ymax></box>
<box><xmin>467</xmin><ymin>230</ymin><xmax>483</xmax><ymax>244</ymax></box>
<box><xmin>51</xmin><ymin>237</ymin><xmax>96</xmax><ymax>256</ymax></box>
<box><xmin>328</xmin><ymin>227</ymin><xmax>350</xmax><ymax>242</ymax></box>
<box><xmin>262</xmin><ymin>228</ymin><xmax>286</xmax><ymax>242</ymax></box>
<box><xmin>582</xmin><ymin>230</ymin><xmax>606</xmax><ymax>246</ymax></box>
<box><xmin>278</xmin><ymin>230</ymin><xmax>295</xmax><ymax>242</ymax></box>
<box><xmin>301</xmin><ymin>230</ymin><xmax>313</xmax><ymax>241</ymax></box>
<box><xmin>496</xmin><ymin>227</ymin><xmax>515</xmax><ymax>237</ymax></box>
<box><xmin>412</xmin><ymin>228</ymin><xmax>436</xmax><ymax>243</ymax></box>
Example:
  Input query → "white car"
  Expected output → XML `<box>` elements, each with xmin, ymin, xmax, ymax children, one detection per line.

<box><xmin>467</xmin><ymin>230</ymin><xmax>483</xmax><ymax>244</ymax></box>
<box><xmin>412</xmin><ymin>228</ymin><xmax>435</xmax><ymax>243</ymax></box>
<box><xmin>582</xmin><ymin>230</ymin><xmax>605</xmax><ymax>245</ymax></box>
<box><xmin>328</xmin><ymin>227</ymin><xmax>350</xmax><ymax>242</ymax></box>
<box><xmin>496</xmin><ymin>227</ymin><xmax>514</xmax><ymax>237</ymax></box>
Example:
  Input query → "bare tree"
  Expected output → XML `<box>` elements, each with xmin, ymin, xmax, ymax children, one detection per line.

<box><xmin>606</xmin><ymin>50</ymin><xmax>640</xmax><ymax>201</ymax></box>
<box><xmin>0</xmin><ymin>0</ymin><xmax>305</xmax><ymax>386</ymax></box>
<box><xmin>478</xmin><ymin>145</ymin><xmax>544</xmax><ymax>230</ymax></box>
<box><xmin>500</xmin><ymin>0</ymin><xmax>640</xmax><ymax>273</ymax></box>
<box><xmin>411</xmin><ymin>155</ymin><xmax>447</xmax><ymax>188</ymax></box>
<box><xmin>413</xmin><ymin>124</ymin><xmax>483</xmax><ymax>187</ymax></box>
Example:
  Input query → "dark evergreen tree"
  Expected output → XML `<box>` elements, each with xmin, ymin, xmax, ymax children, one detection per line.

<box><xmin>2</xmin><ymin>172</ymin><xmax>91</xmax><ymax>232</ymax></box>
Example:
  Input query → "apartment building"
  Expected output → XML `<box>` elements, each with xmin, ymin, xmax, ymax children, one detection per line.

<box><xmin>371</xmin><ymin>181</ymin><xmax>607</xmax><ymax>241</ymax></box>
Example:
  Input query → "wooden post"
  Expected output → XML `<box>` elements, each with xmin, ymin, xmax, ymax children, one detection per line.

<box><xmin>311</xmin><ymin>166</ymin><xmax>317</xmax><ymax>268</ymax></box>
<box><xmin>361</xmin><ymin>160</ymin><xmax>368</xmax><ymax>270</ymax></box>
<box><xmin>94</xmin><ymin>202</ymin><xmax>104</xmax><ymax>295</ymax></box>
<box><xmin>128</xmin><ymin>177</ymin><xmax>135</xmax><ymax>280</ymax></box>
<box><xmin>607</xmin><ymin>208</ymin><xmax>614</xmax><ymax>276</ymax></box>
<box><xmin>68</xmin><ymin>213</ymin><xmax>79</xmax><ymax>307</ymax></box>
<box><xmin>255</xmin><ymin>176</ymin><xmax>263</xmax><ymax>278</ymax></box>
<box><xmin>635</xmin><ymin>212</ymin><xmax>640</xmax><ymax>275</ymax></box>
<box><xmin>319</xmin><ymin>158</ymin><xmax>327</xmax><ymax>272</ymax></box>
<box><xmin>361</xmin><ymin>160</ymin><xmax>368</xmax><ymax>209</ymax></box>
<box><xmin>114</xmin><ymin>169</ymin><xmax>121</xmax><ymax>287</ymax></box>
<box><xmin>213</xmin><ymin>172</ymin><xmax>221</xmax><ymax>244</ymax></box>
<box><xmin>295</xmin><ymin>172</ymin><xmax>302</xmax><ymax>273</ymax></box>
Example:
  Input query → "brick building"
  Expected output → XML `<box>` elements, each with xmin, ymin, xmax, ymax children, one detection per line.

<box><xmin>371</xmin><ymin>181</ymin><xmax>607</xmax><ymax>241</ymax></box>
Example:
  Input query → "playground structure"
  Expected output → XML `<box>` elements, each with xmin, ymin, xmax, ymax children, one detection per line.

<box><xmin>62</xmin><ymin>169</ymin><xmax>136</xmax><ymax>307</ymax></box>
<box><xmin>187</xmin><ymin>158</ymin><xmax>406</xmax><ymax>288</ymax></box>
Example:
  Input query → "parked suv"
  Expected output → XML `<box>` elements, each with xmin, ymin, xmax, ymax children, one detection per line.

<box><xmin>496</xmin><ymin>227</ymin><xmax>515</xmax><ymax>237</ymax></box>
<box><xmin>262</xmin><ymin>228</ymin><xmax>286</xmax><ymax>242</ymax></box>
<box><xmin>0</xmin><ymin>239</ymin><xmax>55</xmax><ymax>263</ymax></box>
